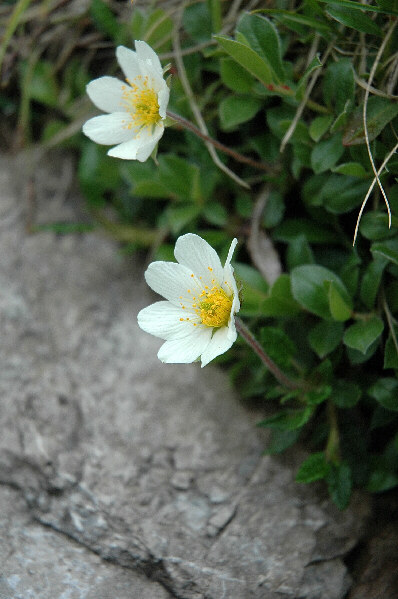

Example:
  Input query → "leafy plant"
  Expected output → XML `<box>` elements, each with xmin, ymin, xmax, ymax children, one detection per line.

<box><xmin>2</xmin><ymin>0</ymin><xmax>398</xmax><ymax>509</ymax></box>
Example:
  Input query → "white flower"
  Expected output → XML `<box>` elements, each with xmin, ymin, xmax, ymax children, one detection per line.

<box><xmin>137</xmin><ymin>233</ymin><xmax>240</xmax><ymax>367</ymax></box>
<box><xmin>82</xmin><ymin>41</ymin><xmax>169</xmax><ymax>161</ymax></box>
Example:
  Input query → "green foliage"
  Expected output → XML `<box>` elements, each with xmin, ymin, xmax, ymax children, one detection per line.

<box><xmin>5</xmin><ymin>0</ymin><xmax>398</xmax><ymax>508</ymax></box>
<box><xmin>296</xmin><ymin>452</ymin><xmax>330</xmax><ymax>483</ymax></box>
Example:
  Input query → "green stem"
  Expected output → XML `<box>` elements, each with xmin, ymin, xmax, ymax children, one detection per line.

<box><xmin>0</xmin><ymin>0</ymin><xmax>33</xmax><ymax>72</ymax></box>
<box><xmin>235</xmin><ymin>317</ymin><xmax>300</xmax><ymax>390</ymax></box>
<box><xmin>90</xmin><ymin>209</ymin><xmax>159</xmax><ymax>246</ymax></box>
<box><xmin>166</xmin><ymin>110</ymin><xmax>273</xmax><ymax>173</ymax></box>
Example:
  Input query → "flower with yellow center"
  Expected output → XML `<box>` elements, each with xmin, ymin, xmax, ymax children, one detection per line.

<box><xmin>82</xmin><ymin>41</ymin><xmax>169</xmax><ymax>161</ymax></box>
<box><xmin>137</xmin><ymin>233</ymin><xmax>240</xmax><ymax>367</ymax></box>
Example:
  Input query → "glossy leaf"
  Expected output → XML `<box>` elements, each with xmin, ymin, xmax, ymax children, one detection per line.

<box><xmin>291</xmin><ymin>264</ymin><xmax>351</xmax><ymax>319</ymax></box>
<box><xmin>296</xmin><ymin>452</ymin><xmax>330</xmax><ymax>483</ymax></box>
<box><xmin>368</xmin><ymin>378</ymin><xmax>398</xmax><ymax>411</ymax></box>
<box><xmin>326</xmin><ymin>5</ymin><xmax>382</xmax><ymax>35</ymax></box>
<box><xmin>343</xmin><ymin>316</ymin><xmax>384</xmax><ymax>354</ymax></box>
<box><xmin>343</xmin><ymin>97</ymin><xmax>398</xmax><ymax>146</ymax></box>
<box><xmin>214</xmin><ymin>35</ymin><xmax>274</xmax><ymax>85</ymax></box>
<box><xmin>237</xmin><ymin>13</ymin><xmax>285</xmax><ymax>82</ymax></box>
<box><xmin>309</xmin><ymin>321</ymin><xmax>344</xmax><ymax>358</ymax></box>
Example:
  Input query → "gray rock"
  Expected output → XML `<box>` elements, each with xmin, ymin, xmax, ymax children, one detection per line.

<box><xmin>0</xmin><ymin>152</ymin><xmax>370</xmax><ymax>599</ymax></box>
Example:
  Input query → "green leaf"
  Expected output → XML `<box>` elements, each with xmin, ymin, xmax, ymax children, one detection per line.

<box><xmin>143</xmin><ymin>9</ymin><xmax>173</xmax><ymax>52</ymax></box>
<box><xmin>262</xmin><ymin>9</ymin><xmax>332</xmax><ymax>34</ymax></box>
<box><xmin>367</xmin><ymin>469</ymin><xmax>398</xmax><ymax>493</ymax></box>
<box><xmin>360</xmin><ymin>212</ymin><xmax>398</xmax><ymax>241</ymax></box>
<box><xmin>343</xmin><ymin>97</ymin><xmax>398</xmax><ymax>146</ymax></box>
<box><xmin>33</xmin><ymin>222</ymin><xmax>95</xmax><ymax>234</ymax></box>
<box><xmin>330</xmin><ymin>101</ymin><xmax>352</xmax><ymax>133</ymax></box>
<box><xmin>311</xmin><ymin>133</ymin><xmax>344</xmax><ymax>174</ymax></box>
<box><xmin>264</xmin><ymin>429</ymin><xmax>301</xmax><ymax>454</ymax></box>
<box><xmin>26</xmin><ymin>60</ymin><xmax>59</xmax><ymax>107</ymax></box>
<box><xmin>315</xmin><ymin>0</ymin><xmax>398</xmax><ymax>16</ymax></box>
<box><xmin>183</xmin><ymin>2</ymin><xmax>212</xmax><ymax>42</ymax></box>
<box><xmin>286</xmin><ymin>235</ymin><xmax>315</xmax><ymax>269</ymax></box>
<box><xmin>237</xmin><ymin>13</ymin><xmax>285</xmax><ymax>82</ymax></box>
<box><xmin>327</xmin><ymin>463</ymin><xmax>352</xmax><ymax>510</ymax></box>
<box><xmin>133</xmin><ymin>180</ymin><xmax>169</xmax><ymax>199</ymax></box>
<box><xmin>202</xmin><ymin>203</ymin><xmax>228</xmax><ymax>226</ymax></box>
<box><xmin>165</xmin><ymin>205</ymin><xmax>200</xmax><ymax>235</ymax></box>
<box><xmin>296</xmin><ymin>452</ymin><xmax>330</xmax><ymax>483</ymax></box>
<box><xmin>257</xmin><ymin>407</ymin><xmax>314</xmax><ymax>431</ymax></box>
<box><xmin>234</xmin><ymin>262</ymin><xmax>269</xmax><ymax>316</ymax></box>
<box><xmin>326</xmin><ymin>5</ymin><xmax>382</xmax><ymax>35</ymax></box>
<box><xmin>376</xmin><ymin>0</ymin><xmax>398</xmax><ymax>13</ymax></box>
<box><xmin>332</xmin><ymin>380</ymin><xmax>362</xmax><ymax>408</ymax></box>
<box><xmin>234</xmin><ymin>262</ymin><xmax>269</xmax><ymax>292</ymax></box>
<box><xmin>207</xmin><ymin>0</ymin><xmax>222</xmax><ymax>32</ymax></box>
<box><xmin>273</xmin><ymin>218</ymin><xmax>339</xmax><ymax>244</ymax></box>
<box><xmin>332</xmin><ymin>162</ymin><xmax>369</xmax><ymax>178</ymax></box>
<box><xmin>291</xmin><ymin>264</ymin><xmax>351</xmax><ymax>319</ymax></box>
<box><xmin>158</xmin><ymin>155</ymin><xmax>201</xmax><ymax>202</ymax></box>
<box><xmin>90</xmin><ymin>0</ymin><xmax>120</xmax><ymax>41</ymax></box>
<box><xmin>261</xmin><ymin>274</ymin><xmax>302</xmax><ymax>317</ymax></box>
<box><xmin>323</xmin><ymin>59</ymin><xmax>355</xmax><ymax>113</ymax></box>
<box><xmin>346</xmin><ymin>339</ymin><xmax>379</xmax><ymax>364</ymax></box>
<box><xmin>371</xmin><ymin>238</ymin><xmax>398</xmax><ymax>266</ymax></box>
<box><xmin>260</xmin><ymin>327</ymin><xmax>296</xmax><ymax>371</ymax></box>
<box><xmin>309</xmin><ymin>321</ymin><xmax>344</xmax><ymax>358</ymax></box>
<box><xmin>220</xmin><ymin>58</ymin><xmax>255</xmax><ymax>93</ymax></box>
<box><xmin>343</xmin><ymin>316</ymin><xmax>384</xmax><ymax>354</ymax></box>
<box><xmin>319</xmin><ymin>175</ymin><xmax>370</xmax><ymax>214</ymax></box>
<box><xmin>214</xmin><ymin>35</ymin><xmax>274</xmax><ymax>85</ymax></box>
<box><xmin>384</xmin><ymin>329</ymin><xmax>398</xmax><ymax>369</ymax></box>
<box><xmin>219</xmin><ymin>95</ymin><xmax>262</xmax><ymax>131</ymax></box>
<box><xmin>360</xmin><ymin>257</ymin><xmax>387</xmax><ymax>309</ymax></box>
<box><xmin>297</xmin><ymin>55</ymin><xmax>322</xmax><ymax>99</ymax></box>
<box><xmin>263</xmin><ymin>191</ymin><xmax>285</xmax><ymax>228</ymax></box>
<box><xmin>305</xmin><ymin>385</ymin><xmax>332</xmax><ymax>406</ymax></box>
<box><xmin>368</xmin><ymin>378</ymin><xmax>398</xmax><ymax>411</ymax></box>
<box><xmin>309</xmin><ymin>115</ymin><xmax>334</xmax><ymax>142</ymax></box>
<box><xmin>327</xmin><ymin>281</ymin><xmax>352</xmax><ymax>321</ymax></box>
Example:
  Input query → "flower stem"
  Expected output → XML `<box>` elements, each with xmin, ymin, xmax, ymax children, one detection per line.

<box><xmin>235</xmin><ymin>317</ymin><xmax>299</xmax><ymax>390</ymax></box>
<box><xmin>166</xmin><ymin>110</ymin><xmax>273</xmax><ymax>173</ymax></box>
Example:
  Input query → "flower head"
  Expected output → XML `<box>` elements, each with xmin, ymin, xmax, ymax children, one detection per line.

<box><xmin>137</xmin><ymin>233</ymin><xmax>240</xmax><ymax>367</ymax></box>
<box><xmin>82</xmin><ymin>41</ymin><xmax>169</xmax><ymax>161</ymax></box>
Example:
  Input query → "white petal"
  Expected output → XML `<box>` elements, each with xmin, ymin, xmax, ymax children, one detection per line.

<box><xmin>158</xmin><ymin>327</ymin><xmax>212</xmax><ymax>364</ymax></box>
<box><xmin>227</xmin><ymin>307</ymin><xmax>238</xmax><ymax>341</ymax></box>
<box><xmin>174</xmin><ymin>234</ymin><xmax>224</xmax><ymax>289</ymax></box>
<box><xmin>201</xmin><ymin>326</ymin><xmax>236</xmax><ymax>367</ymax></box>
<box><xmin>222</xmin><ymin>263</ymin><xmax>240</xmax><ymax>312</ymax></box>
<box><xmin>82</xmin><ymin>113</ymin><xmax>133</xmax><ymax>145</ymax></box>
<box><xmin>144</xmin><ymin>261</ymin><xmax>203</xmax><ymax>307</ymax></box>
<box><xmin>135</xmin><ymin>40</ymin><xmax>163</xmax><ymax>77</ymax></box>
<box><xmin>86</xmin><ymin>76</ymin><xmax>126</xmax><ymax>113</ymax></box>
<box><xmin>221</xmin><ymin>238</ymin><xmax>239</xmax><ymax>310</ymax></box>
<box><xmin>157</xmin><ymin>82</ymin><xmax>170</xmax><ymax>119</ymax></box>
<box><xmin>224</xmin><ymin>238</ymin><xmax>238</xmax><ymax>268</ymax></box>
<box><xmin>136</xmin><ymin>125</ymin><xmax>164</xmax><ymax>161</ymax></box>
<box><xmin>137</xmin><ymin>301</ymin><xmax>198</xmax><ymax>340</ymax></box>
<box><xmin>116</xmin><ymin>45</ymin><xmax>141</xmax><ymax>83</ymax></box>
<box><xmin>107</xmin><ymin>124</ymin><xmax>164</xmax><ymax>161</ymax></box>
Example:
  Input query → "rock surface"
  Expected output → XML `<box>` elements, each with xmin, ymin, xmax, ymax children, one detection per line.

<box><xmin>0</xmin><ymin>153</ymin><xmax>370</xmax><ymax>599</ymax></box>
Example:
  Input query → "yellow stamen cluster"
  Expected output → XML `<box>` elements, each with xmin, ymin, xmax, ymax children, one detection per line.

<box><xmin>121</xmin><ymin>76</ymin><xmax>160</xmax><ymax>129</ymax></box>
<box><xmin>198</xmin><ymin>286</ymin><xmax>232</xmax><ymax>328</ymax></box>
<box><xmin>178</xmin><ymin>271</ymin><xmax>233</xmax><ymax>328</ymax></box>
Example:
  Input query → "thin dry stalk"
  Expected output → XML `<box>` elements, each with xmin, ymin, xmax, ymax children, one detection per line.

<box><xmin>172</xmin><ymin>5</ymin><xmax>250</xmax><ymax>189</ymax></box>
<box><xmin>361</xmin><ymin>21</ymin><xmax>397</xmax><ymax>235</ymax></box>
